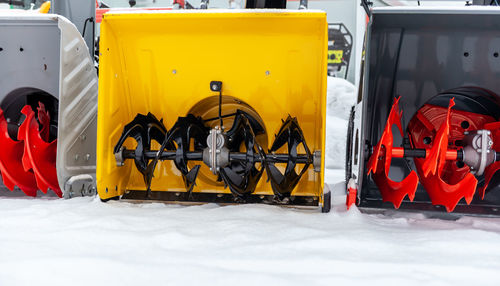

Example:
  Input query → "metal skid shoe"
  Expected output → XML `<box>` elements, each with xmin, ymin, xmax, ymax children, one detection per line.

<box><xmin>367</xmin><ymin>96</ymin><xmax>500</xmax><ymax>212</ymax></box>
<box><xmin>112</xmin><ymin>81</ymin><xmax>319</xmax><ymax>208</ymax></box>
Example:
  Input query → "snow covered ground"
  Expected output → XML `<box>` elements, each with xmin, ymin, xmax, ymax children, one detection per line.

<box><xmin>1</xmin><ymin>78</ymin><xmax>500</xmax><ymax>286</ymax></box>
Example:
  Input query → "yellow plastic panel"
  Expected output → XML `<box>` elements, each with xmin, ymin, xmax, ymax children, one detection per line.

<box><xmin>97</xmin><ymin>10</ymin><xmax>327</xmax><ymax>200</ymax></box>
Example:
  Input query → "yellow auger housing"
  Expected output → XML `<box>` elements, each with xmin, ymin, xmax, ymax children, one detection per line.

<box><xmin>97</xmin><ymin>10</ymin><xmax>329</xmax><ymax>211</ymax></box>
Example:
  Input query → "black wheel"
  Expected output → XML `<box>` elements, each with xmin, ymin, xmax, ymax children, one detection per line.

<box><xmin>345</xmin><ymin>106</ymin><xmax>355</xmax><ymax>188</ymax></box>
<box><xmin>322</xmin><ymin>190</ymin><xmax>331</xmax><ymax>213</ymax></box>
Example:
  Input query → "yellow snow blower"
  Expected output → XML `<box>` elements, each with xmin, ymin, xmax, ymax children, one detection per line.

<box><xmin>96</xmin><ymin>9</ymin><xmax>329</xmax><ymax>211</ymax></box>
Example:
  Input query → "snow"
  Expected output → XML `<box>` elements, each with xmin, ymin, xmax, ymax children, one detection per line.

<box><xmin>1</xmin><ymin>77</ymin><xmax>500</xmax><ymax>286</ymax></box>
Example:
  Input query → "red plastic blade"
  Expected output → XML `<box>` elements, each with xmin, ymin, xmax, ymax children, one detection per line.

<box><xmin>17</xmin><ymin>104</ymin><xmax>61</xmax><ymax>197</ymax></box>
<box><xmin>37</xmin><ymin>103</ymin><xmax>50</xmax><ymax>142</ymax></box>
<box><xmin>367</xmin><ymin>97</ymin><xmax>419</xmax><ymax>208</ymax></box>
<box><xmin>414</xmin><ymin>99</ymin><xmax>477</xmax><ymax>212</ymax></box>
<box><xmin>0</xmin><ymin>109</ymin><xmax>38</xmax><ymax>196</ymax></box>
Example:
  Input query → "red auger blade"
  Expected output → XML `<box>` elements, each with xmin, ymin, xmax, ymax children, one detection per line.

<box><xmin>413</xmin><ymin>99</ymin><xmax>477</xmax><ymax>212</ymax></box>
<box><xmin>367</xmin><ymin>97</ymin><xmax>419</xmax><ymax>208</ymax></box>
<box><xmin>0</xmin><ymin>109</ymin><xmax>38</xmax><ymax>196</ymax></box>
<box><xmin>479</xmin><ymin>122</ymin><xmax>500</xmax><ymax>199</ymax></box>
<box><xmin>17</xmin><ymin>104</ymin><xmax>61</xmax><ymax>197</ymax></box>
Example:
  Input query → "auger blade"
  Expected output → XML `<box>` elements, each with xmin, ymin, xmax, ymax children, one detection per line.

<box><xmin>367</xmin><ymin>97</ymin><xmax>419</xmax><ymax>208</ymax></box>
<box><xmin>163</xmin><ymin>114</ymin><xmax>208</xmax><ymax>194</ymax></box>
<box><xmin>17</xmin><ymin>104</ymin><xmax>61</xmax><ymax>197</ymax></box>
<box><xmin>265</xmin><ymin>115</ymin><xmax>312</xmax><ymax>199</ymax></box>
<box><xmin>113</xmin><ymin>113</ymin><xmax>169</xmax><ymax>189</ymax></box>
<box><xmin>0</xmin><ymin>108</ymin><xmax>38</xmax><ymax>196</ymax></box>
<box><xmin>219</xmin><ymin>111</ymin><xmax>265</xmax><ymax>197</ymax></box>
<box><xmin>413</xmin><ymin>99</ymin><xmax>478</xmax><ymax>212</ymax></box>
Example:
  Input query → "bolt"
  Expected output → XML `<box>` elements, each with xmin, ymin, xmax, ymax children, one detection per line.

<box><xmin>265</xmin><ymin>70</ymin><xmax>270</xmax><ymax>76</ymax></box>
<box><xmin>172</xmin><ymin>69</ymin><xmax>177</xmax><ymax>74</ymax></box>
<box><xmin>85</xmin><ymin>154</ymin><xmax>91</xmax><ymax>161</ymax></box>
<box><xmin>74</xmin><ymin>154</ymin><xmax>79</xmax><ymax>161</ymax></box>
<box><xmin>80</xmin><ymin>134</ymin><xmax>86</xmax><ymax>141</ymax></box>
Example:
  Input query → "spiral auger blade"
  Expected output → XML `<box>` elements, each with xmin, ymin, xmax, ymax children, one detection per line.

<box><xmin>161</xmin><ymin>114</ymin><xmax>209</xmax><ymax>195</ymax></box>
<box><xmin>0</xmin><ymin>108</ymin><xmax>38</xmax><ymax>196</ymax></box>
<box><xmin>17</xmin><ymin>103</ymin><xmax>61</xmax><ymax>197</ymax></box>
<box><xmin>113</xmin><ymin>113</ymin><xmax>169</xmax><ymax>190</ymax></box>
<box><xmin>366</xmin><ymin>97</ymin><xmax>419</xmax><ymax>209</ymax></box>
<box><xmin>412</xmin><ymin>99</ymin><xmax>478</xmax><ymax>212</ymax></box>
<box><xmin>219</xmin><ymin>111</ymin><xmax>265</xmax><ymax>198</ymax></box>
<box><xmin>265</xmin><ymin>115</ymin><xmax>313</xmax><ymax>199</ymax></box>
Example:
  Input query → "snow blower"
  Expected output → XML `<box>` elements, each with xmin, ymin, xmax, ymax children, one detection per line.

<box><xmin>96</xmin><ymin>9</ymin><xmax>329</xmax><ymax>211</ymax></box>
<box><xmin>0</xmin><ymin>13</ymin><xmax>98</xmax><ymax>198</ymax></box>
<box><xmin>346</xmin><ymin>7</ymin><xmax>500</xmax><ymax>215</ymax></box>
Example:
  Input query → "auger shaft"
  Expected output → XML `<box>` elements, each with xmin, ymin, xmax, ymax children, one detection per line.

<box><xmin>390</xmin><ymin>147</ymin><xmax>500</xmax><ymax>162</ymax></box>
<box><xmin>390</xmin><ymin>147</ymin><xmax>462</xmax><ymax>161</ymax></box>
<box><xmin>119</xmin><ymin>148</ymin><xmax>312</xmax><ymax>165</ymax></box>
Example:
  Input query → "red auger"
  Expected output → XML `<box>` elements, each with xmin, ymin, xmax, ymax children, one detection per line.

<box><xmin>0</xmin><ymin>103</ymin><xmax>61</xmax><ymax>197</ymax></box>
<box><xmin>368</xmin><ymin>97</ymin><xmax>500</xmax><ymax>212</ymax></box>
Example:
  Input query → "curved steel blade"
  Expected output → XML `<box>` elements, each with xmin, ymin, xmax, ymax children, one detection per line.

<box><xmin>164</xmin><ymin>114</ymin><xmax>208</xmax><ymax>194</ymax></box>
<box><xmin>219</xmin><ymin>111</ymin><xmax>265</xmax><ymax>197</ymax></box>
<box><xmin>265</xmin><ymin>115</ymin><xmax>312</xmax><ymax>199</ymax></box>
<box><xmin>113</xmin><ymin>113</ymin><xmax>169</xmax><ymax>189</ymax></box>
